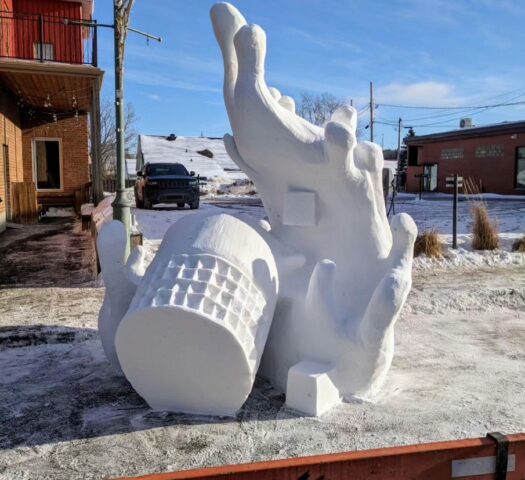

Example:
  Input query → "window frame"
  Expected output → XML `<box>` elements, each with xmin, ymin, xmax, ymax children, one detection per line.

<box><xmin>515</xmin><ymin>146</ymin><xmax>525</xmax><ymax>190</ymax></box>
<box><xmin>33</xmin><ymin>42</ymin><xmax>54</xmax><ymax>61</ymax></box>
<box><xmin>32</xmin><ymin>137</ymin><xmax>63</xmax><ymax>192</ymax></box>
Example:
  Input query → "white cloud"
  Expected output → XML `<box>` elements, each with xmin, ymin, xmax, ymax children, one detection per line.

<box><xmin>285</xmin><ymin>27</ymin><xmax>362</xmax><ymax>53</ymax></box>
<box><xmin>126</xmin><ymin>71</ymin><xmax>221</xmax><ymax>93</ymax></box>
<box><xmin>376</xmin><ymin>81</ymin><xmax>459</xmax><ymax>106</ymax></box>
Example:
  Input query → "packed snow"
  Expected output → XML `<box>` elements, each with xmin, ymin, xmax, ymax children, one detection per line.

<box><xmin>0</xmin><ymin>196</ymin><xmax>524</xmax><ymax>479</ymax></box>
<box><xmin>131</xmin><ymin>196</ymin><xmax>525</xmax><ymax>272</ymax></box>
<box><xmin>136</xmin><ymin>134</ymin><xmax>248</xmax><ymax>182</ymax></box>
<box><xmin>1</xmin><ymin>267</ymin><xmax>524</xmax><ymax>480</ymax></box>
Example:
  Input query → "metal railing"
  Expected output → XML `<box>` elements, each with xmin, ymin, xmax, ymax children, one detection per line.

<box><xmin>0</xmin><ymin>11</ymin><xmax>97</xmax><ymax>66</ymax></box>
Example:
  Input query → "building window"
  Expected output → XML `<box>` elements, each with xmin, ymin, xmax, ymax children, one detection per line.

<box><xmin>441</xmin><ymin>148</ymin><xmax>464</xmax><ymax>160</ymax></box>
<box><xmin>33</xmin><ymin>139</ymin><xmax>61</xmax><ymax>191</ymax></box>
<box><xmin>33</xmin><ymin>43</ymin><xmax>54</xmax><ymax>61</ymax></box>
<box><xmin>516</xmin><ymin>147</ymin><xmax>525</xmax><ymax>189</ymax></box>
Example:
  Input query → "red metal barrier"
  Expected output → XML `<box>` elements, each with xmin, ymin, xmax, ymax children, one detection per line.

<box><xmin>114</xmin><ymin>433</ymin><xmax>525</xmax><ymax>480</ymax></box>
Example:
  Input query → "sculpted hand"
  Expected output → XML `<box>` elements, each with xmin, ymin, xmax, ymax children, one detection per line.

<box><xmin>211</xmin><ymin>3</ymin><xmax>417</xmax><ymax>399</ymax></box>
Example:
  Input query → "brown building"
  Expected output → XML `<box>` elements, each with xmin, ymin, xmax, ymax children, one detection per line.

<box><xmin>0</xmin><ymin>0</ymin><xmax>103</xmax><ymax>233</ymax></box>
<box><xmin>404</xmin><ymin>120</ymin><xmax>525</xmax><ymax>196</ymax></box>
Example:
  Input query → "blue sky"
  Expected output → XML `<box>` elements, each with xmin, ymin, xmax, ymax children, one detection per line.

<box><xmin>94</xmin><ymin>0</ymin><xmax>525</xmax><ymax>149</ymax></box>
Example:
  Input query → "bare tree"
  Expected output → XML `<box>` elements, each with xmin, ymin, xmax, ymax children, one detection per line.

<box><xmin>100</xmin><ymin>99</ymin><xmax>137</xmax><ymax>177</ymax></box>
<box><xmin>297</xmin><ymin>92</ymin><xmax>363</xmax><ymax>139</ymax></box>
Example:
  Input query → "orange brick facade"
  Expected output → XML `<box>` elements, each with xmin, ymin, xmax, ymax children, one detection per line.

<box><xmin>22</xmin><ymin>114</ymin><xmax>90</xmax><ymax>196</ymax></box>
<box><xmin>405</xmin><ymin>129</ymin><xmax>525</xmax><ymax>195</ymax></box>
<box><xmin>0</xmin><ymin>88</ymin><xmax>24</xmax><ymax>231</ymax></box>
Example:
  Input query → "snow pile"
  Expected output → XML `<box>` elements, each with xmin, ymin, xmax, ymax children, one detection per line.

<box><xmin>413</xmin><ymin>233</ymin><xmax>525</xmax><ymax>270</ymax></box>
<box><xmin>132</xmin><ymin>198</ymin><xmax>525</xmax><ymax>273</ymax></box>
<box><xmin>204</xmin><ymin>177</ymin><xmax>257</xmax><ymax>197</ymax></box>
<box><xmin>137</xmin><ymin>135</ymin><xmax>248</xmax><ymax>183</ymax></box>
<box><xmin>43</xmin><ymin>207</ymin><xmax>76</xmax><ymax>218</ymax></box>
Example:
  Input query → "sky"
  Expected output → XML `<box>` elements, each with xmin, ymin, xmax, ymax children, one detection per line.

<box><xmin>94</xmin><ymin>0</ymin><xmax>525</xmax><ymax>149</ymax></box>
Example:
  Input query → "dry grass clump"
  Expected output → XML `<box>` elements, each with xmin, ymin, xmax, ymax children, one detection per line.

<box><xmin>512</xmin><ymin>236</ymin><xmax>525</xmax><ymax>252</ymax></box>
<box><xmin>471</xmin><ymin>204</ymin><xmax>499</xmax><ymax>250</ymax></box>
<box><xmin>414</xmin><ymin>229</ymin><xmax>443</xmax><ymax>258</ymax></box>
<box><xmin>463</xmin><ymin>177</ymin><xmax>500</xmax><ymax>251</ymax></box>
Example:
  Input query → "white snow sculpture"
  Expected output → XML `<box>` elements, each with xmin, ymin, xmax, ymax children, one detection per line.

<box><xmin>211</xmin><ymin>2</ymin><xmax>417</xmax><ymax>408</ymax></box>
<box><xmin>114</xmin><ymin>214</ymin><xmax>278</xmax><ymax>416</ymax></box>
<box><xmin>97</xmin><ymin>220</ymin><xmax>139</xmax><ymax>373</ymax></box>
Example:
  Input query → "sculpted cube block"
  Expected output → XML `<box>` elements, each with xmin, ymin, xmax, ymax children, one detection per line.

<box><xmin>286</xmin><ymin>361</ymin><xmax>341</xmax><ymax>416</ymax></box>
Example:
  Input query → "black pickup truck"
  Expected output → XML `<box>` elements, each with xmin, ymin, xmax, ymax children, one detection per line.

<box><xmin>134</xmin><ymin>162</ymin><xmax>200</xmax><ymax>209</ymax></box>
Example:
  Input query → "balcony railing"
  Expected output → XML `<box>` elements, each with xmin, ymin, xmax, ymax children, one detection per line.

<box><xmin>0</xmin><ymin>11</ymin><xmax>97</xmax><ymax>66</ymax></box>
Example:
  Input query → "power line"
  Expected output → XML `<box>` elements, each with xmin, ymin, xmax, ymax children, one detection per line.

<box><xmin>377</xmin><ymin>100</ymin><xmax>525</xmax><ymax>110</ymax></box>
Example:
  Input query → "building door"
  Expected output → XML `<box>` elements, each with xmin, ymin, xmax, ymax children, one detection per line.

<box><xmin>0</xmin><ymin>144</ymin><xmax>7</xmax><ymax>232</ymax></box>
<box><xmin>423</xmin><ymin>163</ymin><xmax>438</xmax><ymax>191</ymax></box>
<box><xmin>33</xmin><ymin>139</ymin><xmax>62</xmax><ymax>191</ymax></box>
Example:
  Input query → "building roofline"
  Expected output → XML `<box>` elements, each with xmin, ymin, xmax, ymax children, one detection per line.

<box><xmin>404</xmin><ymin>120</ymin><xmax>525</xmax><ymax>144</ymax></box>
<box><xmin>0</xmin><ymin>58</ymin><xmax>103</xmax><ymax>79</ymax></box>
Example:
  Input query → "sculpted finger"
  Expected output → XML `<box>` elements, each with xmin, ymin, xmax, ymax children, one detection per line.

<box><xmin>97</xmin><ymin>220</ymin><xmax>127</xmax><ymax>278</ymax></box>
<box><xmin>354</xmin><ymin>141</ymin><xmax>383</xmax><ymax>173</ymax></box>
<box><xmin>268</xmin><ymin>86</ymin><xmax>281</xmax><ymax>100</ymax></box>
<box><xmin>359</xmin><ymin>213</ymin><xmax>417</xmax><ymax>346</ymax></box>
<box><xmin>210</xmin><ymin>3</ymin><xmax>247</xmax><ymax>114</ymax></box>
<box><xmin>279</xmin><ymin>95</ymin><xmax>296</xmax><ymax>113</ymax></box>
<box><xmin>330</xmin><ymin>105</ymin><xmax>357</xmax><ymax>134</ymax></box>
<box><xmin>306</xmin><ymin>260</ymin><xmax>340</xmax><ymax>330</ymax></box>
<box><xmin>234</xmin><ymin>24</ymin><xmax>267</xmax><ymax>80</ymax></box>
<box><xmin>324</xmin><ymin>121</ymin><xmax>360</xmax><ymax>178</ymax></box>
<box><xmin>223</xmin><ymin>133</ymin><xmax>258</xmax><ymax>178</ymax></box>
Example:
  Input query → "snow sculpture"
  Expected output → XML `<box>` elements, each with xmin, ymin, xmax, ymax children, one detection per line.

<box><xmin>211</xmin><ymin>2</ymin><xmax>417</xmax><ymax>408</ymax></box>
<box><xmin>114</xmin><ymin>214</ymin><xmax>278</xmax><ymax>416</ymax></box>
<box><xmin>97</xmin><ymin>2</ymin><xmax>417</xmax><ymax>418</ymax></box>
<box><xmin>97</xmin><ymin>220</ymin><xmax>140</xmax><ymax>373</ymax></box>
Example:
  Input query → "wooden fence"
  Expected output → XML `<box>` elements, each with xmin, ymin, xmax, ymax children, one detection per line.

<box><xmin>11</xmin><ymin>182</ymin><xmax>38</xmax><ymax>224</ymax></box>
<box><xmin>114</xmin><ymin>432</ymin><xmax>525</xmax><ymax>480</ymax></box>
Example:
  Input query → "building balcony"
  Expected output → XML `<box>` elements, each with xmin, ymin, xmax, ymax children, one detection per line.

<box><xmin>0</xmin><ymin>11</ymin><xmax>97</xmax><ymax>67</ymax></box>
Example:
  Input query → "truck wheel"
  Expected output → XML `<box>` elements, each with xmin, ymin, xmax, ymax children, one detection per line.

<box><xmin>190</xmin><ymin>199</ymin><xmax>200</xmax><ymax>210</ymax></box>
<box><xmin>177</xmin><ymin>202</ymin><xmax>185</xmax><ymax>208</ymax></box>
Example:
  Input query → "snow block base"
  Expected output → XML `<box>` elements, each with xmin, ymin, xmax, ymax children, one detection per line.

<box><xmin>286</xmin><ymin>361</ymin><xmax>341</xmax><ymax>416</ymax></box>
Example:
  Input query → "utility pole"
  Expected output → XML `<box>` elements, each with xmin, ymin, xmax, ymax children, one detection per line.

<box><xmin>395</xmin><ymin>117</ymin><xmax>402</xmax><ymax>171</ymax></box>
<box><xmin>369</xmin><ymin>81</ymin><xmax>374</xmax><ymax>143</ymax></box>
<box><xmin>66</xmin><ymin>5</ymin><xmax>160</xmax><ymax>260</ymax></box>
<box><xmin>111</xmin><ymin>0</ymin><xmax>132</xmax><ymax>259</ymax></box>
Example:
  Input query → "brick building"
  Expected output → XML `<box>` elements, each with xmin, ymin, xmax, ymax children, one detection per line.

<box><xmin>404</xmin><ymin>120</ymin><xmax>525</xmax><ymax>196</ymax></box>
<box><xmin>0</xmin><ymin>0</ymin><xmax>103</xmax><ymax>233</ymax></box>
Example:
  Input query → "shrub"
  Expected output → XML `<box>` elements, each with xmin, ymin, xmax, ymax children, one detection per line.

<box><xmin>463</xmin><ymin>177</ymin><xmax>500</xmax><ymax>251</ymax></box>
<box><xmin>471</xmin><ymin>204</ymin><xmax>499</xmax><ymax>250</ymax></box>
<box><xmin>512</xmin><ymin>236</ymin><xmax>525</xmax><ymax>252</ymax></box>
<box><xmin>414</xmin><ymin>230</ymin><xmax>443</xmax><ymax>258</ymax></box>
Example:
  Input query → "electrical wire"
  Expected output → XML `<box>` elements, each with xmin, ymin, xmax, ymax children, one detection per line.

<box><xmin>377</xmin><ymin>99</ymin><xmax>525</xmax><ymax>110</ymax></box>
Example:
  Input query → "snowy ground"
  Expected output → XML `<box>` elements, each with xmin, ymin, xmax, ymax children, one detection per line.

<box><xmin>1</xmin><ymin>267</ymin><xmax>524</xmax><ymax>480</ymax></box>
<box><xmin>0</xmin><ymin>198</ymin><xmax>524</xmax><ymax>479</ymax></box>
<box><xmin>134</xmin><ymin>195</ymin><xmax>525</xmax><ymax>270</ymax></box>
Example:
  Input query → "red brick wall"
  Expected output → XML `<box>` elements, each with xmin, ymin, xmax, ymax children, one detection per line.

<box><xmin>22</xmin><ymin>114</ymin><xmax>90</xmax><ymax>197</ymax></box>
<box><xmin>407</xmin><ymin>133</ymin><xmax>525</xmax><ymax>195</ymax></box>
<box><xmin>0</xmin><ymin>89</ymin><xmax>24</xmax><ymax>226</ymax></box>
<box><xmin>406</xmin><ymin>166</ymin><xmax>423</xmax><ymax>193</ymax></box>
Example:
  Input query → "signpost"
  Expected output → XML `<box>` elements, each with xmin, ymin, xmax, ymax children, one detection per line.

<box><xmin>414</xmin><ymin>173</ymin><xmax>429</xmax><ymax>200</ymax></box>
<box><xmin>446</xmin><ymin>174</ymin><xmax>463</xmax><ymax>249</ymax></box>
